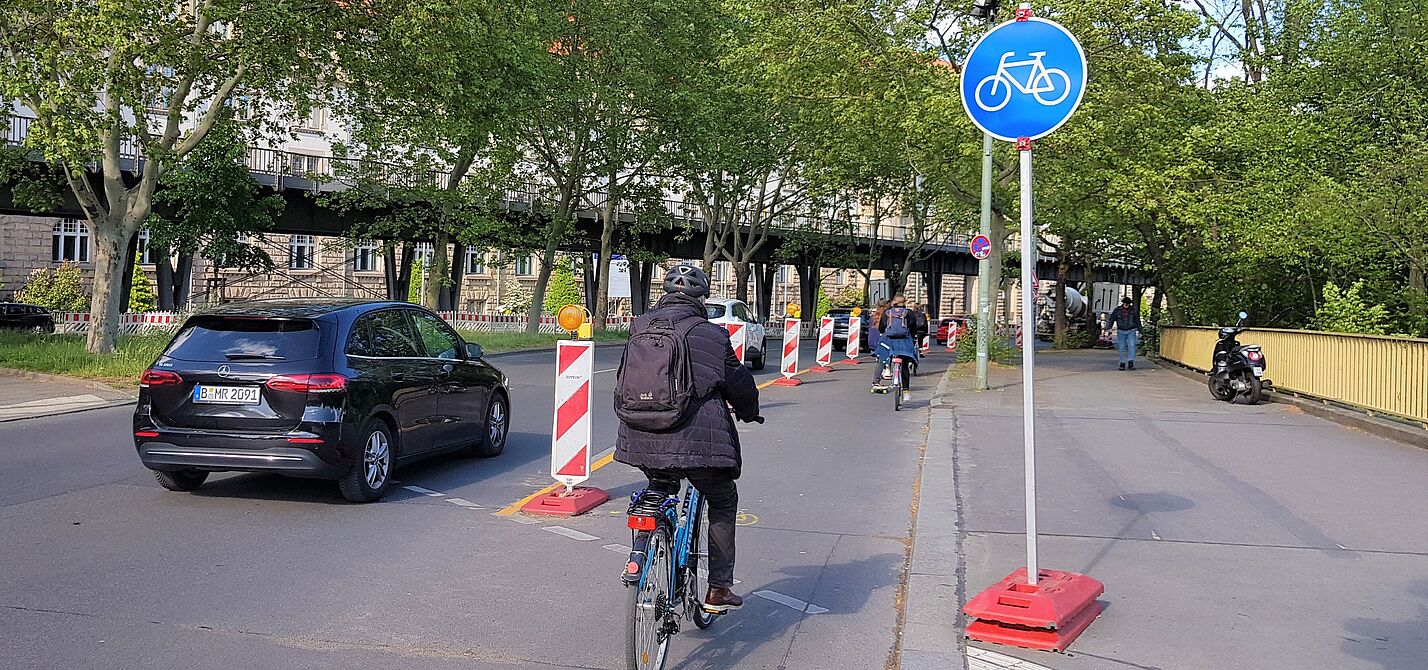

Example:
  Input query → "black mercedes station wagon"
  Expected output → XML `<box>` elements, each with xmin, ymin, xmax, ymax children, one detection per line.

<box><xmin>133</xmin><ymin>299</ymin><xmax>510</xmax><ymax>502</ymax></box>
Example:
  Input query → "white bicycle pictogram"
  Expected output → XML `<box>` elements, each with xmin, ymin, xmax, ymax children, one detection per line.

<box><xmin>974</xmin><ymin>50</ymin><xmax>1072</xmax><ymax>112</ymax></box>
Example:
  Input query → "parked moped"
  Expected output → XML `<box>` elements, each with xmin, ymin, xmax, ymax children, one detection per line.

<box><xmin>1208</xmin><ymin>311</ymin><xmax>1272</xmax><ymax>404</ymax></box>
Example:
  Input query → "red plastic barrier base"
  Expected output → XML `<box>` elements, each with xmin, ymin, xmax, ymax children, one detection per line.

<box><xmin>520</xmin><ymin>486</ymin><xmax>610</xmax><ymax>517</ymax></box>
<box><xmin>809</xmin><ymin>365</ymin><xmax>834</xmax><ymax>373</ymax></box>
<box><xmin>963</xmin><ymin>567</ymin><xmax>1104</xmax><ymax>652</ymax></box>
<box><xmin>840</xmin><ymin>358</ymin><xmax>863</xmax><ymax>365</ymax></box>
<box><xmin>771</xmin><ymin>377</ymin><xmax>803</xmax><ymax>387</ymax></box>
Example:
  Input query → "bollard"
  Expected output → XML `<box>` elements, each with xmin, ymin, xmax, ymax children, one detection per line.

<box><xmin>842</xmin><ymin>315</ymin><xmax>863</xmax><ymax>364</ymax></box>
<box><xmin>771</xmin><ymin>317</ymin><xmax>803</xmax><ymax>387</ymax></box>
<box><xmin>810</xmin><ymin>316</ymin><xmax>835</xmax><ymax>372</ymax></box>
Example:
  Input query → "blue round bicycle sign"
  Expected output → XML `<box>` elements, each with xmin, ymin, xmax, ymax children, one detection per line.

<box><xmin>960</xmin><ymin>17</ymin><xmax>1087</xmax><ymax>142</ymax></box>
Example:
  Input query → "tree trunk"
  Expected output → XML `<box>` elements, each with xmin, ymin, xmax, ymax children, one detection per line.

<box><xmin>734</xmin><ymin>262</ymin><xmax>751</xmax><ymax>304</ymax></box>
<box><xmin>119</xmin><ymin>232</ymin><xmax>140</xmax><ymax>313</ymax></box>
<box><xmin>424</xmin><ymin>233</ymin><xmax>448</xmax><ymax>310</ymax></box>
<box><xmin>444</xmin><ymin>241</ymin><xmax>466</xmax><ymax>311</ymax></box>
<box><xmin>594</xmin><ymin>176</ymin><xmax>617</xmax><ymax>330</ymax></box>
<box><xmin>989</xmin><ymin>210</ymin><xmax>1008</xmax><ymax>328</ymax></box>
<box><xmin>528</xmin><ymin>226</ymin><xmax>566</xmax><ymax>332</ymax></box>
<box><xmin>174</xmin><ymin>252</ymin><xmax>194</xmax><ymax>309</ymax></box>
<box><xmin>85</xmin><ymin>219</ymin><xmax>128</xmax><ymax>354</ymax></box>
<box><xmin>1053</xmin><ymin>249</ymin><xmax>1069</xmax><ymax>349</ymax></box>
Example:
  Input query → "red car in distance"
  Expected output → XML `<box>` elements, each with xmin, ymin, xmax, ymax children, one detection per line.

<box><xmin>935</xmin><ymin>316</ymin><xmax>970</xmax><ymax>344</ymax></box>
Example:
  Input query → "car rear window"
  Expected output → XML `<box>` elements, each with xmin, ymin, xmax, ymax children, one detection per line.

<box><xmin>706</xmin><ymin>304</ymin><xmax>727</xmax><ymax>319</ymax></box>
<box><xmin>164</xmin><ymin>317</ymin><xmax>322</xmax><ymax>362</ymax></box>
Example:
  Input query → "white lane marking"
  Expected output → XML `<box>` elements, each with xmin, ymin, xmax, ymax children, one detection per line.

<box><xmin>1336</xmin><ymin>543</ymin><xmax>1348</xmax><ymax>550</ymax></box>
<box><xmin>604</xmin><ymin>544</ymin><xmax>631</xmax><ymax>554</ymax></box>
<box><xmin>968</xmin><ymin>646</ymin><xmax>1053</xmax><ymax>670</ymax></box>
<box><xmin>446</xmin><ymin>498</ymin><xmax>483</xmax><ymax>508</ymax></box>
<box><xmin>544</xmin><ymin>526</ymin><xmax>600</xmax><ymax>541</ymax></box>
<box><xmin>1150</xmin><ymin>530</ymin><xmax>1161</xmax><ymax>540</ymax></box>
<box><xmin>501</xmin><ymin>514</ymin><xmax>544</xmax><ymax>525</ymax></box>
<box><xmin>752</xmin><ymin>590</ymin><xmax>828</xmax><ymax>614</ymax></box>
<box><xmin>404</xmin><ymin>485</ymin><xmax>444</xmax><ymax>497</ymax></box>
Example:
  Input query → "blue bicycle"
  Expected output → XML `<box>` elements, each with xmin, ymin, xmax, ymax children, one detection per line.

<box><xmin>623</xmin><ymin>483</ymin><xmax>717</xmax><ymax>670</ymax></box>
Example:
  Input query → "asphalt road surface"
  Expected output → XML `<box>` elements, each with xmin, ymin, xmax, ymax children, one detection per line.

<box><xmin>1</xmin><ymin>341</ymin><xmax>934</xmax><ymax>669</ymax></box>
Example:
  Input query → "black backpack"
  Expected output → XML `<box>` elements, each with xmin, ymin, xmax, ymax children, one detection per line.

<box><xmin>883</xmin><ymin>307</ymin><xmax>911</xmax><ymax>338</ymax></box>
<box><xmin>614</xmin><ymin>314</ymin><xmax>700</xmax><ymax>431</ymax></box>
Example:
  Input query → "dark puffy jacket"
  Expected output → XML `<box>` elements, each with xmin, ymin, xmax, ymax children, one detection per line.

<box><xmin>615</xmin><ymin>293</ymin><xmax>760</xmax><ymax>476</ymax></box>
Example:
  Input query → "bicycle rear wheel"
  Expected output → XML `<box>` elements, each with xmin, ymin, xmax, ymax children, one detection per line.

<box><xmin>686</xmin><ymin>496</ymin><xmax>716</xmax><ymax>629</ymax></box>
<box><xmin>627</xmin><ymin>525</ymin><xmax>673</xmax><ymax>670</ymax></box>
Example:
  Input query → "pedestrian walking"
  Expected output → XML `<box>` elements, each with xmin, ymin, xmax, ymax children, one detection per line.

<box><xmin>1110</xmin><ymin>296</ymin><xmax>1142</xmax><ymax>370</ymax></box>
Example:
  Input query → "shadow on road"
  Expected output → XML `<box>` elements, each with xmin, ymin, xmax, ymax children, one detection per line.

<box><xmin>190</xmin><ymin>430</ymin><xmax>547</xmax><ymax>504</ymax></box>
<box><xmin>671</xmin><ymin>552</ymin><xmax>903</xmax><ymax>670</ymax></box>
<box><xmin>1342</xmin><ymin>579</ymin><xmax>1428</xmax><ymax>670</ymax></box>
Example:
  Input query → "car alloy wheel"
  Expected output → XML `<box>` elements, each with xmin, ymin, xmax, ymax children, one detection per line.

<box><xmin>364</xmin><ymin>429</ymin><xmax>391</xmax><ymax>489</ymax></box>
<box><xmin>488</xmin><ymin>396</ymin><xmax>508</xmax><ymax>449</ymax></box>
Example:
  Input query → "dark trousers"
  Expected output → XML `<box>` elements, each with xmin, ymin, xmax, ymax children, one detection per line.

<box><xmin>641</xmin><ymin>467</ymin><xmax>738</xmax><ymax>589</ymax></box>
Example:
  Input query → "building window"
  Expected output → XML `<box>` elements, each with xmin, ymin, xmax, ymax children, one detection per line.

<box><xmin>712</xmin><ymin>262</ymin><xmax>728</xmax><ymax>282</ymax></box>
<box><xmin>52</xmin><ymin>219</ymin><xmax>90</xmax><ymax>263</ymax></box>
<box><xmin>289</xmin><ymin>235</ymin><xmax>316</xmax><ymax>270</ymax></box>
<box><xmin>296</xmin><ymin>107</ymin><xmax>326</xmax><ymax>133</ymax></box>
<box><xmin>353</xmin><ymin>240</ymin><xmax>378</xmax><ymax>273</ymax></box>
<box><xmin>137</xmin><ymin>229</ymin><xmax>154</xmax><ymax>265</ymax></box>
<box><xmin>289</xmin><ymin>153</ymin><xmax>323</xmax><ymax>175</ymax></box>
<box><xmin>466</xmin><ymin>248</ymin><xmax>486</xmax><ymax>275</ymax></box>
<box><xmin>778</xmin><ymin>264</ymin><xmax>791</xmax><ymax>283</ymax></box>
<box><xmin>515</xmin><ymin>255</ymin><xmax>534</xmax><ymax>276</ymax></box>
<box><xmin>413</xmin><ymin>243</ymin><xmax>434</xmax><ymax>264</ymax></box>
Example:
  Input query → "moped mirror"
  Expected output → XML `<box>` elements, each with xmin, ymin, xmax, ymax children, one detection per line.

<box><xmin>1238</xmin><ymin>311</ymin><xmax>1248</xmax><ymax>320</ymax></box>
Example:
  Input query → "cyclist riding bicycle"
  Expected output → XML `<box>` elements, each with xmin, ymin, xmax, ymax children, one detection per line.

<box><xmin>614</xmin><ymin>264</ymin><xmax>761</xmax><ymax>613</ymax></box>
<box><xmin>872</xmin><ymin>294</ymin><xmax>922</xmax><ymax>396</ymax></box>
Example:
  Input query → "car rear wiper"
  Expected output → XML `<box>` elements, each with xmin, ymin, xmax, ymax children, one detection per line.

<box><xmin>223</xmin><ymin>353</ymin><xmax>285</xmax><ymax>361</ymax></box>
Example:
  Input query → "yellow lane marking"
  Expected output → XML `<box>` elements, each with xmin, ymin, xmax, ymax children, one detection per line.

<box><xmin>757</xmin><ymin>367</ymin><xmax>817</xmax><ymax>389</ymax></box>
<box><xmin>495</xmin><ymin>451</ymin><xmax>617</xmax><ymax>516</ymax></box>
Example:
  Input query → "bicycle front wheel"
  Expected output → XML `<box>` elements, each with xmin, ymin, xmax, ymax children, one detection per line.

<box><xmin>627</xmin><ymin>526</ymin><xmax>673</xmax><ymax>670</ymax></box>
<box><xmin>687</xmin><ymin>497</ymin><xmax>716</xmax><ymax>629</ymax></box>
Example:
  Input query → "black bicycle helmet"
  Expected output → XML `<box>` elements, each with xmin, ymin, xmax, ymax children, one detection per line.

<box><xmin>662</xmin><ymin>264</ymin><xmax>711</xmax><ymax>298</ymax></box>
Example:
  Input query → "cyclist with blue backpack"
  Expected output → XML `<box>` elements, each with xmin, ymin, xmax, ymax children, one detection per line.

<box><xmin>872</xmin><ymin>294</ymin><xmax>922</xmax><ymax>396</ymax></box>
<box><xmin>613</xmin><ymin>264</ymin><xmax>761</xmax><ymax>614</ymax></box>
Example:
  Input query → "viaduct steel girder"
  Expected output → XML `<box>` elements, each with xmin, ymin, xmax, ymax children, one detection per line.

<box><xmin>0</xmin><ymin>152</ymin><xmax>1151</xmax><ymax>286</ymax></box>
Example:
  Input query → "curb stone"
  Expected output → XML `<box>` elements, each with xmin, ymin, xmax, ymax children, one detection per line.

<box><xmin>0</xmin><ymin>367</ymin><xmax>137</xmax><ymax>399</ymax></box>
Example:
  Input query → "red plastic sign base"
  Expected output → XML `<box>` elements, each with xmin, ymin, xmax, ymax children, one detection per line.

<box><xmin>809</xmin><ymin>366</ymin><xmax>834</xmax><ymax>373</ymax></box>
<box><xmin>520</xmin><ymin>486</ymin><xmax>610</xmax><ymax>517</ymax></box>
<box><xmin>771</xmin><ymin>377</ymin><xmax>803</xmax><ymax>387</ymax></box>
<box><xmin>963</xmin><ymin>567</ymin><xmax>1104</xmax><ymax>652</ymax></box>
<box><xmin>840</xmin><ymin>358</ymin><xmax>863</xmax><ymax>365</ymax></box>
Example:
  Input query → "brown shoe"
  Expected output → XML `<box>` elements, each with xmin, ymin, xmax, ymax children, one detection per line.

<box><xmin>704</xmin><ymin>587</ymin><xmax>743</xmax><ymax>613</ymax></box>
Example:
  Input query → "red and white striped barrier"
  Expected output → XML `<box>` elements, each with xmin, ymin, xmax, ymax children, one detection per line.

<box><xmin>1016</xmin><ymin>325</ymin><xmax>1024</xmax><ymax>350</ymax></box>
<box><xmin>811</xmin><ymin>316</ymin><xmax>835</xmax><ymax>372</ymax></box>
<box><xmin>53</xmin><ymin>311</ymin><xmax>182</xmax><ymax>335</ymax></box>
<box><xmin>843</xmin><ymin>316</ymin><xmax>862</xmax><ymax>364</ymax></box>
<box><xmin>52</xmin><ymin>310</ymin><xmax>633</xmax><ymax>336</ymax></box>
<box><xmin>724</xmin><ymin>322</ymin><xmax>747</xmax><ymax>364</ymax></box>
<box><xmin>522</xmin><ymin>339</ymin><xmax>608</xmax><ymax>516</ymax></box>
<box><xmin>947</xmin><ymin>331</ymin><xmax>958</xmax><ymax>354</ymax></box>
<box><xmin>772</xmin><ymin>317</ymin><xmax>803</xmax><ymax>387</ymax></box>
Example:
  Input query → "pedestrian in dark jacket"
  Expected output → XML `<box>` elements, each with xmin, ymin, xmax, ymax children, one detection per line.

<box><xmin>615</xmin><ymin>264</ymin><xmax>759</xmax><ymax>612</ymax></box>
<box><xmin>1110</xmin><ymin>296</ymin><xmax>1142</xmax><ymax>370</ymax></box>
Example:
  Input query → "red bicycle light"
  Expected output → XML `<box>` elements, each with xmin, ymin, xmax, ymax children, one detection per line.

<box><xmin>627</xmin><ymin>515</ymin><xmax>658</xmax><ymax>531</ymax></box>
<box><xmin>267</xmin><ymin>373</ymin><xmax>347</xmax><ymax>393</ymax></box>
<box><xmin>140</xmin><ymin>369</ymin><xmax>182</xmax><ymax>387</ymax></box>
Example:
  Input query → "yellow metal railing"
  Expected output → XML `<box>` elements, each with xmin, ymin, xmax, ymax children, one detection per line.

<box><xmin>1160</xmin><ymin>326</ymin><xmax>1428</xmax><ymax>428</ymax></box>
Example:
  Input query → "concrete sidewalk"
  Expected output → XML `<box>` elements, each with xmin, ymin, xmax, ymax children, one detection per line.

<box><xmin>903</xmin><ymin>351</ymin><xmax>1428</xmax><ymax>670</ymax></box>
<box><xmin>0</xmin><ymin>369</ymin><xmax>135</xmax><ymax>422</ymax></box>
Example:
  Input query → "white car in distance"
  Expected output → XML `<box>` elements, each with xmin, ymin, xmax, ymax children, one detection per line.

<box><xmin>705</xmin><ymin>298</ymin><xmax>767</xmax><ymax>370</ymax></box>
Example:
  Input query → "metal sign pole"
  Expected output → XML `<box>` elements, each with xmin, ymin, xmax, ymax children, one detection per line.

<box><xmin>976</xmin><ymin>131</ymin><xmax>994</xmax><ymax>391</ymax></box>
<box><xmin>1019</xmin><ymin>141</ymin><xmax>1039</xmax><ymax>585</ymax></box>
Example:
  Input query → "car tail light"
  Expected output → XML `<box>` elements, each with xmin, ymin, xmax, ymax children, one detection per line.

<box><xmin>140</xmin><ymin>369</ymin><xmax>182</xmax><ymax>387</ymax></box>
<box><xmin>266</xmin><ymin>373</ymin><xmax>347</xmax><ymax>394</ymax></box>
<box><xmin>287</xmin><ymin>437</ymin><xmax>325</xmax><ymax>444</ymax></box>
<box><xmin>134</xmin><ymin>431</ymin><xmax>160</xmax><ymax>438</ymax></box>
<box><xmin>627</xmin><ymin>515</ymin><xmax>658</xmax><ymax>531</ymax></box>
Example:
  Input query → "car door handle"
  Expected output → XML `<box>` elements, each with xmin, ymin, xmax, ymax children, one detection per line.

<box><xmin>390</xmin><ymin>372</ymin><xmax>405</xmax><ymax>381</ymax></box>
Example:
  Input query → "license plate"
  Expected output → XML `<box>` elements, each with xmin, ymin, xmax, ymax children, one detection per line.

<box><xmin>1252</xmin><ymin>367</ymin><xmax>1264</xmax><ymax>377</ymax></box>
<box><xmin>193</xmin><ymin>385</ymin><xmax>261</xmax><ymax>405</ymax></box>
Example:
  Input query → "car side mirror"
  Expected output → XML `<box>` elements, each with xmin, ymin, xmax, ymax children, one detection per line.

<box><xmin>466</xmin><ymin>342</ymin><xmax>484</xmax><ymax>359</ymax></box>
